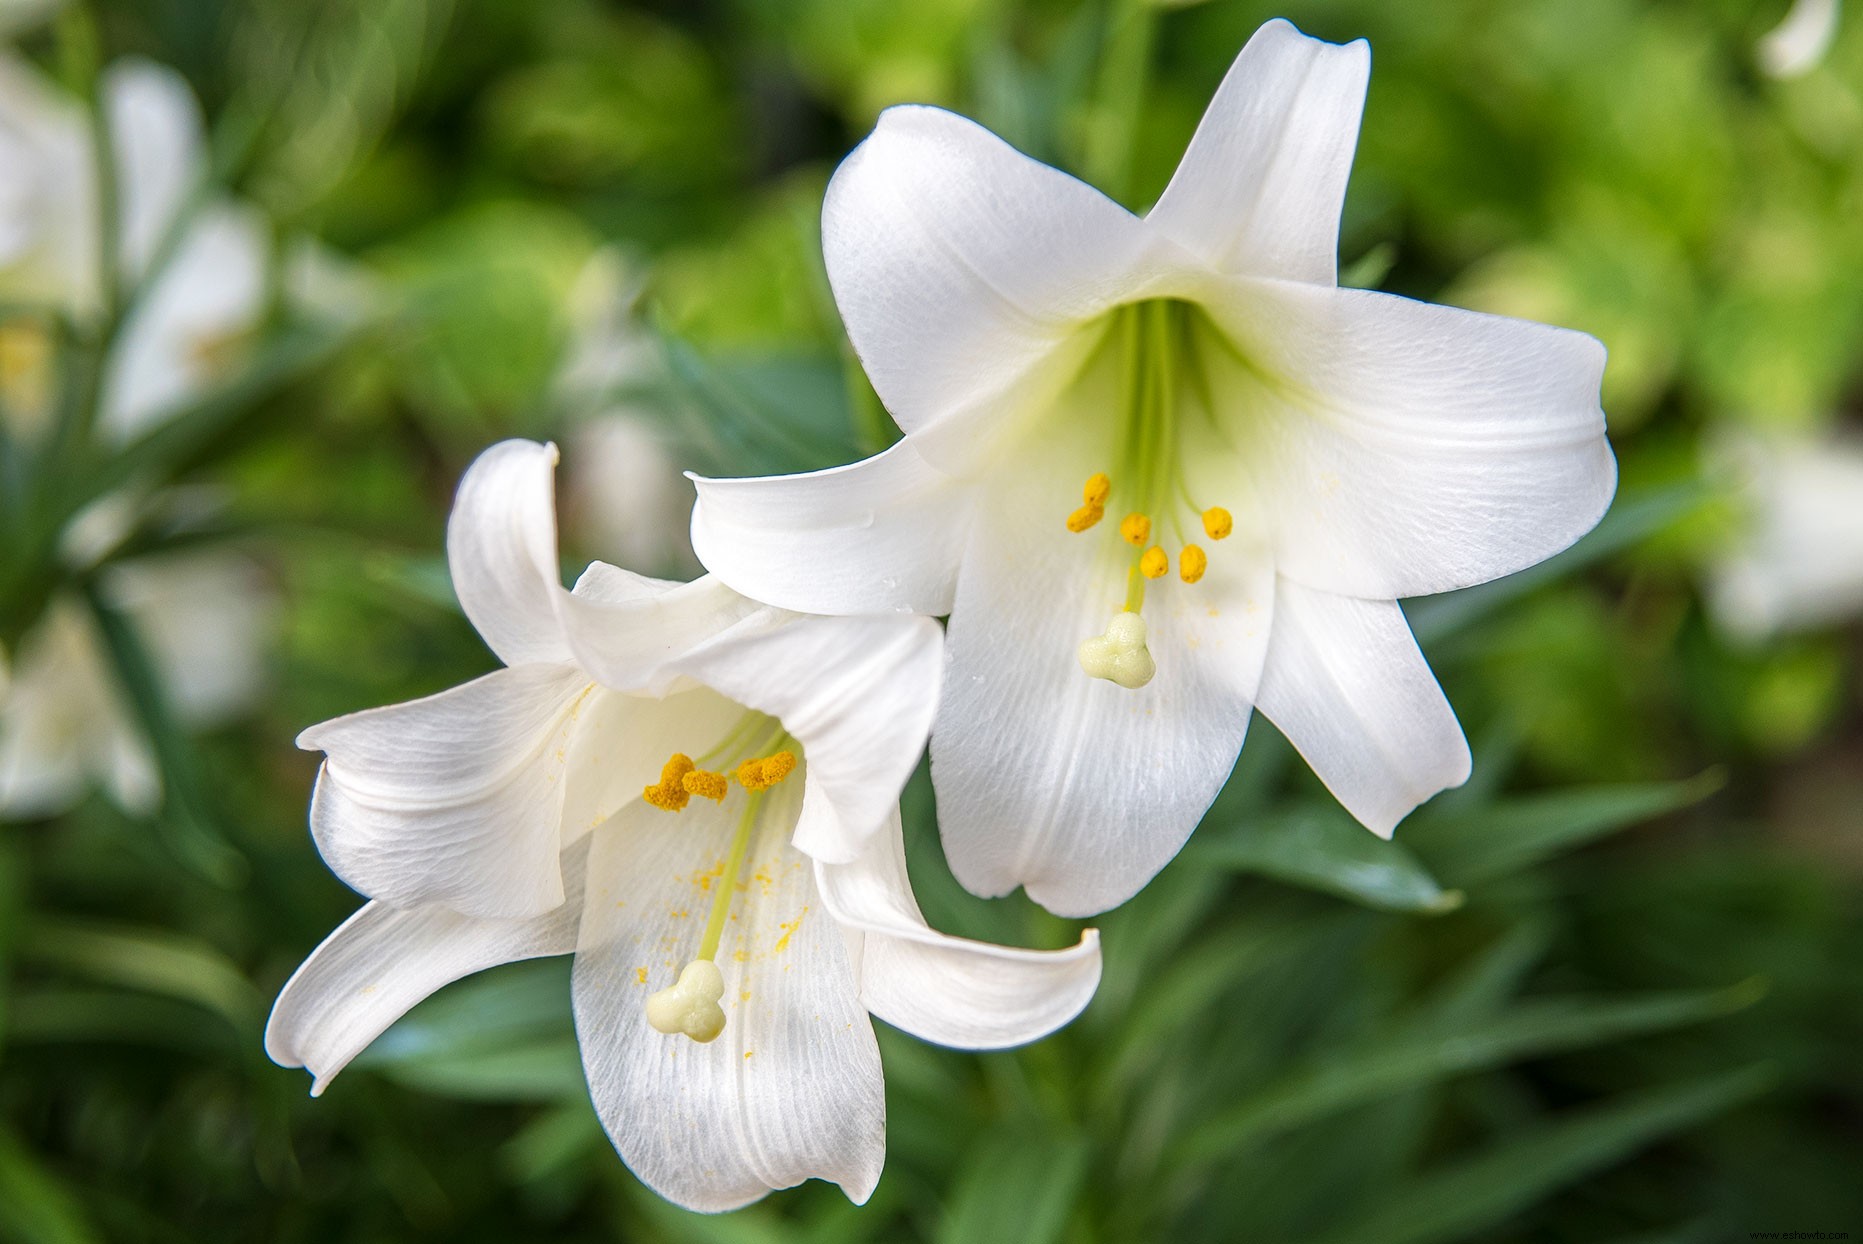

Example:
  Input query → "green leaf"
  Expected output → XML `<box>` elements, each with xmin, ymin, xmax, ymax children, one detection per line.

<box><xmin>1307</xmin><ymin>1065</ymin><xmax>1775</xmax><ymax>1244</ymax></box>
<box><xmin>1408</xmin><ymin>771</ymin><xmax>1724</xmax><ymax>886</ymax></box>
<box><xmin>372</xmin><ymin>1037</ymin><xmax>587</xmax><ymax>1103</ymax></box>
<box><xmin>1191</xmin><ymin>805</ymin><xmax>1462</xmax><ymax>914</ymax></box>
<box><xmin>0</xmin><ymin>1126</ymin><xmax>101</xmax><ymax>1244</ymax></box>
<box><xmin>1172</xmin><ymin>980</ymin><xmax>1764</xmax><ymax>1167</ymax></box>
<box><xmin>937</xmin><ymin>1129</ymin><xmax>1090</xmax><ymax>1244</ymax></box>
<box><xmin>1407</xmin><ymin>482</ymin><xmax>1709</xmax><ymax>648</ymax></box>
<box><xmin>18</xmin><ymin>916</ymin><xmax>261</xmax><ymax>1029</ymax></box>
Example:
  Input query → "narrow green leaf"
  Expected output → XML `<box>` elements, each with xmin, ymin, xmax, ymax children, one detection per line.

<box><xmin>1173</xmin><ymin>980</ymin><xmax>1764</xmax><ymax>1167</ymax></box>
<box><xmin>373</xmin><ymin>1037</ymin><xmax>586</xmax><ymax>1103</ymax></box>
<box><xmin>0</xmin><ymin>1127</ymin><xmax>101</xmax><ymax>1244</ymax></box>
<box><xmin>1192</xmin><ymin>805</ymin><xmax>1462</xmax><ymax>914</ymax></box>
<box><xmin>1408</xmin><ymin>771</ymin><xmax>1724</xmax><ymax>886</ymax></box>
<box><xmin>1307</xmin><ymin>1065</ymin><xmax>1775</xmax><ymax>1244</ymax></box>
<box><xmin>19</xmin><ymin>916</ymin><xmax>261</xmax><ymax>1028</ymax></box>
<box><xmin>937</xmin><ymin>1130</ymin><xmax>1090</xmax><ymax>1244</ymax></box>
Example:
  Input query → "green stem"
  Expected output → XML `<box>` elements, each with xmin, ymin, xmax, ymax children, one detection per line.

<box><xmin>697</xmin><ymin>792</ymin><xmax>762</xmax><ymax>962</ymax></box>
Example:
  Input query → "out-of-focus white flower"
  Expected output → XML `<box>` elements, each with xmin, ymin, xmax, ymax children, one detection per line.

<box><xmin>0</xmin><ymin>54</ymin><xmax>270</xmax><ymax>438</ymax></box>
<box><xmin>0</xmin><ymin>552</ymin><xmax>272</xmax><ymax>819</ymax></box>
<box><xmin>1758</xmin><ymin>0</ymin><xmax>1843</xmax><ymax>79</ymax></box>
<box><xmin>556</xmin><ymin>250</ymin><xmax>699</xmax><ymax>576</ymax></box>
<box><xmin>266</xmin><ymin>440</ymin><xmax>1100</xmax><ymax>1211</ymax></box>
<box><xmin>691</xmin><ymin>20</ymin><xmax>1616</xmax><ymax>917</ymax></box>
<box><xmin>1711</xmin><ymin>432</ymin><xmax>1863</xmax><ymax>640</ymax></box>
<box><xmin>0</xmin><ymin>0</ymin><xmax>64</xmax><ymax>37</ymax></box>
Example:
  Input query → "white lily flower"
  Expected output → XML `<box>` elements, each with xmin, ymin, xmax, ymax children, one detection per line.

<box><xmin>690</xmin><ymin>20</ymin><xmax>1616</xmax><ymax>917</ymax></box>
<box><xmin>0</xmin><ymin>553</ymin><xmax>272</xmax><ymax>819</ymax></box>
<box><xmin>266</xmin><ymin>440</ymin><xmax>1101</xmax><ymax>1212</ymax></box>
<box><xmin>1758</xmin><ymin>0</ymin><xmax>1842</xmax><ymax>78</ymax></box>
<box><xmin>1711</xmin><ymin>432</ymin><xmax>1863</xmax><ymax>641</ymax></box>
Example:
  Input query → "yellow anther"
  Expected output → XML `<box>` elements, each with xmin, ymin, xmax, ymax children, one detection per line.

<box><xmin>681</xmin><ymin>769</ymin><xmax>729</xmax><ymax>802</ymax></box>
<box><xmin>735</xmin><ymin>750</ymin><xmax>799</xmax><ymax>792</ymax></box>
<box><xmin>1083</xmin><ymin>473</ymin><xmax>1111</xmax><ymax>507</ymax></box>
<box><xmin>644</xmin><ymin>753</ymin><xmax>695</xmax><ymax>812</ymax></box>
<box><xmin>1066</xmin><ymin>503</ymin><xmax>1104</xmax><ymax>533</ymax></box>
<box><xmin>1202</xmin><ymin>507</ymin><xmax>1233</xmax><ymax>541</ymax></box>
<box><xmin>1140</xmin><ymin>546</ymin><xmax>1168</xmax><ymax>579</ymax></box>
<box><xmin>1120</xmin><ymin>513</ymin><xmax>1152</xmax><ymax>546</ymax></box>
<box><xmin>1180</xmin><ymin>544</ymin><xmax>1208</xmax><ymax>584</ymax></box>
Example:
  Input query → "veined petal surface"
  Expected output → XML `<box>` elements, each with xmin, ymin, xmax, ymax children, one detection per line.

<box><xmin>818</xmin><ymin>811</ymin><xmax>1101</xmax><ymax>1049</ymax></box>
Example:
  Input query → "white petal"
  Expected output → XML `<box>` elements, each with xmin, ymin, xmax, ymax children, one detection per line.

<box><xmin>823</xmin><ymin>104</ymin><xmax>1177</xmax><ymax>463</ymax></box>
<box><xmin>1203</xmin><ymin>278</ymin><xmax>1615</xmax><ymax>599</ymax></box>
<box><xmin>446</xmin><ymin>439</ymin><xmax>576</xmax><ymax>668</ymax></box>
<box><xmin>666</xmin><ymin>609</ymin><xmax>943</xmax><ymax>863</ymax></box>
<box><xmin>932</xmin><ymin>433</ymin><xmax>1274</xmax><ymax>918</ymax></box>
<box><xmin>690</xmin><ymin>438</ymin><xmax>972</xmax><ymax>617</ymax></box>
<box><xmin>817</xmin><ymin>811</ymin><xmax>1100</xmax><ymax>1049</ymax></box>
<box><xmin>1758</xmin><ymin>0</ymin><xmax>1841</xmax><ymax>78</ymax></box>
<box><xmin>574</xmin><ymin>790</ymin><xmax>885</xmax><ymax>1212</ymax></box>
<box><xmin>101</xmin><ymin>551</ymin><xmax>272</xmax><ymax>725</ymax></box>
<box><xmin>1254</xmin><ymin>579</ymin><xmax>1470</xmax><ymax>838</ymax></box>
<box><xmin>1710</xmin><ymin>433</ymin><xmax>1863</xmax><ymax>639</ymax></box>
<box><xmin>104</xmin><ymin>58</ymin><xmax>202</xmax><ymax>279</ymax></box>
<box><xmin>265</xmin><ymin>839</ymin><xmax>587</xmax><ymax>1095</ymax></box>
<box><xmin>298</xmin><ymin>664</ymin><xmax>591</xmax><ymax>919</ymax></box>
<box><xmin>560</xmin><ymin>566</ymin><xmax>761</xmax><ymax>696</ymax></box>
<box><xmin>1146</xmin><ymin>19</ymin><xmax>1370</xmax><ymax>285</ymax></box>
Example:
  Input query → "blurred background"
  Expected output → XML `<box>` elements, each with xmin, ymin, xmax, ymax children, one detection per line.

<box><xmin>1</xmin><ymin>0</ymin><xmax>1859</xmax><ymax>1239</ymax></box>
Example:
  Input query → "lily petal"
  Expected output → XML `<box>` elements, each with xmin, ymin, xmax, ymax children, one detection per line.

<box><xmin>574</xmin><ymin>792</ymin><xmax>885</xmax><ymax>1213</ymax></box>
<box><xmin>817</xmin><ymin>811</ymin><xmax>1101</xmax><ymax>1049</ymax></box>
<box><xmin>666</xmin><ymin>610</ymin><xmax>943</xmax><ymax>862</ymax></box>
<box><xmin>690</xmin><ymin>438</ymin><xmax>972</xmax><ymax>617</ymax></box>
<box><xmin>104</xmin><ymin>58</ymin><xmax>202</xmax><ymax>279</ymax></box>
<box><xmin>1147</xmin><ymin>19</ymin><xmax>1370</xmax><ymax>286</ymax></box>
<box><xmin>933</xmin><ymin>438</ymin><xmax>1274</xmax><ymax>918</ymax></box>
<box><xmin>447</xmin><ymin>439</ymin><xmax>575</xmax><ymax>669</ymax></box>
<box><xmin>1254</xmin><ymin>578</ymin><xmax>1470</xmax><ymax>838</ymax></box>
<box><xmin>299</xmin><ymin>663</ymin><xmax>591</xmax><ymax>919</ymax></box>
<box><xmin>1204</xmin><ymin>278</ymin><xmax>1615</xmax><ymax>599</ymax></box>
<box><xmin>822</xmin><ymin>104</ymin><xmax>1171</xmax><ymax>461</ymax></box>
<box><xmin>264</xmin><ymin>839</ymin><xmax>587</xmax><ymax>1095</ymax></box>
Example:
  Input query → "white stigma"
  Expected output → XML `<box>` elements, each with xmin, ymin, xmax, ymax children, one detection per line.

<box><xmin>1078</xmin><ymin>611</ymin><xmax>1156</xmax><ymax>689</ymax></box>
<box><xmin>645</xmin><ymin>959</ymin><xmax>727</xmax><ymax>1043</ymax></box>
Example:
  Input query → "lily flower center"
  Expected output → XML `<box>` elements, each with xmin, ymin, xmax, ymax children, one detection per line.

<box><xmin>639</xmin><ymin>712</ymin><xmax>799</xmax><ymax>1043</ymax></box>
<box><xmin>1064</xmin><ymin>299</ymin><xmax>1234</xmax><ymax>690</ymax></box>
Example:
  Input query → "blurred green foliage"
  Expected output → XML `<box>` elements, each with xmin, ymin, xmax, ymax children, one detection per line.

<box><xmin>1</xmin><ymin>0</ymin><xmax>1860</xmax><ymax>1240</ymax></box>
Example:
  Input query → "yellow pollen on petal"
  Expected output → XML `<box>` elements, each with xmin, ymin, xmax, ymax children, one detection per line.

<box><xmin>1083</xmin><ymin>472</ymin><xmax>1111</xmax><ymax>506</ymax></box>
<box><xmin>1120</xmin><ymin>513</ymin><xmax>1152</xmax><ymax>546</ymax></box>
<box><xmin>1140</xmin><ymin>546</ymin><xmax>1168</xmax><ymax>579</ymax></box>
<box><xmin>681</xmin><ymin>769</ymin><xmax>728</xmax><ymax>802</ymax></box>
<box><xmin>1202</xmin><ymin>507</ymin><xmax>1233</xmax><ymax>541</ymax></box>
<box><xmin>1180</xmin><ymin>544</ymin><xmax>1208</xmax><ymax>584</ymax></box>
<box><xmin>1066</xmin><ymin>503</ymin><xmax>1104</xmax><ymax>533</ymax></box>
<box><xmin>643</xmin><ymin>753</ymin><xmax>695</xmax><ymax>811</ymax></box>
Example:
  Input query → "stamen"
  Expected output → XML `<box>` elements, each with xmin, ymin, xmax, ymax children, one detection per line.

<box><xmin>681</xmin><ymin>769</ymin><xmax>729</xmax><ymax>801</ymax></box>
<box><xmin>1083</xmin><ymin>472</ymin><xmax>1111</xmax><ymax>506</ymax></box>
<box><xmin>1078</xmin><ymin>611</ymin><xmax>1156</xmax><ymax>689</ymax></box>
<box><xmin>1180</xmin><ymin>545</ymin><xmax>1208</xmax><ymax>584</ymax></box>
<box><xmin>734</xmin><ymin>750</ymin><xmax>797</xmax><ymax>791</ymax></box>
<box><xmin>1066</xmin><ymin>503</ymin><xmax>1104</xmax><ymax>533</ymax></box>
<box><xmin>644</xmin><ymin>753</ymin><xmax>695</xmax><ymax>812</ymax></box>
<box><xmin>1120</xmin><ymin>513</ymin><xmax>1152</xmax><ymax>546</ymax></box>
<box><xmin>1202</xmin><ymin>507</ymin><xmax>1233</xmax><ymax>541</ymax></box>
<box><xmin>1139</xmin><ymin>546</ymin><xmax>1168</xmax><ymax>579</ymax></box>
<box><xmin>645</xmin><ymin>959</ymin><xmax>726</xmax><ymax>1042</ymax></box>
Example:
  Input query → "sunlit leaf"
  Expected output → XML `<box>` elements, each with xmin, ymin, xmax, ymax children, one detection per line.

<box><xmin>1192</xmin><ymin>805</ymin><xmax>1462</xmax><ymax>914</ymax></box>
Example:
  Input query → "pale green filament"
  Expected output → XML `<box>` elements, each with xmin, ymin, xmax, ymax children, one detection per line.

<box><xmin>698</xmin><ymin>789</ymin><xmax>762</xmax><ymax>963</ymax></box>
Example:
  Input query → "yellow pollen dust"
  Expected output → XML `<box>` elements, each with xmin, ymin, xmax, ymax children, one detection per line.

<box><xmin>681</xmin><ymin>768</ymin><xmax>729</xmax><ymax>802</ymax></box>
<box><xmin>1120</xmin><ymin>513</ymin><xmax>1152</xmax><ymax>546</ymax></box>
<box><xmin>1139</xmin><ymin>546</ymin><xmax>1168</xmax><ymax>579</ymax></box>
<box><xmin>643</xmin><ymin>754</ymin><xmax>696</xmax><ymax>811</ymax></box>
<box><xmin>1202</xmin><ymin>507</ymin><xmax>1233</xmax><ymax>541</ymax></box>
<box><xmin>1180</xmin><ymin>545</ymin><xmax>1208</xmax><ymax>584</ymax></box>
<box><xmin>735</xmin><ymin>750</ymin><xmax>798</xmax><ymax>792</ymax></box>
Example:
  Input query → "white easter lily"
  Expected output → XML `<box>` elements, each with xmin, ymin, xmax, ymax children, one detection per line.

<box><xmin>1711</xmin><ymin>432</ymin><xmax>1863</xmax><ymax>640</ymax></box>
<box><xmin>266</xmin><ymin>440</ymin><xmax>1101</xmax><ymax>1213</ymax></box>
<box><xmin>691</xmin><ymin>19</ymin><xmax>1616</xmax><ymax>917</ymax></box>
